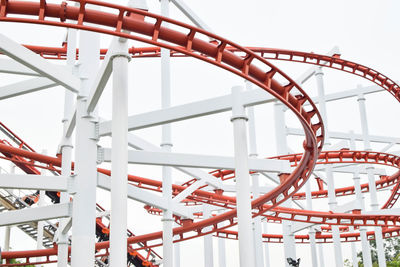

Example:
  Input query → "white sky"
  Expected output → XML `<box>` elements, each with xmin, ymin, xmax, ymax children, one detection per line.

<box><xmin>0</xmin><ymin>0</ymin><xmax>399</xmax><ymax>266</ymax></box>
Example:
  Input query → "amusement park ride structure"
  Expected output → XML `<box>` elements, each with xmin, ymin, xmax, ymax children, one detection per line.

<box><xmin>0</xmin><ymin>0</ymin><xmax>399</xmax><ymax>267</ymax></box>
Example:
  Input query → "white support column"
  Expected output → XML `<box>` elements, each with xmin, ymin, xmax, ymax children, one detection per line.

<box><xmin>174</xmin><ymin>224</ymin><xmax>181</xmax><ymax>267</ymax></box>
<box><xmin>36</xmin><ymin>151</ymin><xmax>47</xmax><ymax>265</ymax></box>
<box><xmin>305</xmin><ymin>180</ymin><xmax>318</xmax><ymax>267</ymax></box>
<box><xmin>349</xmin><ymin>131</ymin><xmax>372</xmax><ymax>267</ymax></box>
<box><xmin>70</xmin><ymin>28</ymin><xmax>100</xmax><ymax>267</ymax></box>
<box><xmin>231</xmin><ymin>85</ymin><xmax>255</xmax><ymax>267</ymax></box>
<box><xmin>318</xmin><ymin>244</ymin><xmax>325</xmax><ymax>267</ymax></box>
<box><xmin>218</xmin><ymin>217</ymin><xmax>227</xmax><ymax>267</ymax></box>
<box><xmin>3</xmin><ymin>164</ymin><xmax>14</xmax><ymax>252</ymax></box>
<box><xmin>274</xmin><ymin>102</ymin><xmax>296</xmax><ymax>267</ymax></box>
<box><xmin>57</xmin><ymin>27</ymin><xmax>77</xmax><ymax>267</ymax></box>
<box><xmin>109</xmin><ymin>39</ymin><xmax>129</xmax><ymax>267</ymax></box>
<box><xmin>203</xmin><ymin>205</ymin><xmax>214</xmax><ymax>267</ymax></box>
<box><xmin>246</xmin><ymin>81</ymin><xmax>264</xmax><ymax>267</ymax></box>
<box><xmin>357</xmin><ymin>92</ymin><xmax>386</xmax><ymax>267</ymax></box>
<box><xmin>160</xmin><ymin>1</ymin><xmax>174</xmax><ymax>267</ymax></box>
<box><xmin>349</xmin><ymin>226</ymin><xmax>358</xmax><ymax>267</ymax></box>
<box><xmin>262</xmin><ymin>221</ymin><xmax>271</xmax><ymax>267</ymax></box>
<box><xmin>315</xmin><ymin>67</ymin><xmax>343</xmax><ymax>267</ymax></box>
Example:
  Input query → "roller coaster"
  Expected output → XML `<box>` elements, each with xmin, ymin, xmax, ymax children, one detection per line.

<box><xmin>0</xmin><ymin>1</ymin><xmax>398</xmax><ymax>267</ymax></box>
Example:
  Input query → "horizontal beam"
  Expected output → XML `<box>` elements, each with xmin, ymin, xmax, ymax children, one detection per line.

<box><xmin>0</xmin><ymin>59</ymin><xmax>40</xmax><ymax>76</ymax></box>
<box><xmin>0</xmin><ymin>174</ymin><xmax>71</xmax><ymax>191</ymax></box>
<box><xmin>291</xmin><ymin>221</ymin><xmax>321</xmax><ymax>233</ymax></box>
<box><xmin>127</xmin><ymin>133</ymin><xmax>223</xmax><ymax>188</ymax></box>
<box><xmin>287</xmin><ymin>127</ymin><xmax>400</xmax><ymax>144</ymax></box>
<box><xmin>102</xmin><ymin>149</ymin><xmax>291</xmax><ymax>173</ymax></box>
<box><xmin>363</xmin><ymin>208</ymin><xmax>400</xmax><ymax>216</ymax></box>
<box><xmin>0</xmin><ymin>77</ymin><xmax>57</xmax><ymax>100</ymax></box>
<box><xmin>314</xmin><ymin>164</ymin><xmax>386</xmax><ymax>176</ymax></box>
<box><xmin>97</xmin><ymin>173</ymin><xmax>192</xmax><ymax>218</ymax></box>
<box><xmin>331</xmin><ymin>199</ymin><xmax>359</xmax><ymax>213</ymax></box>
<box><xmin>0</xmin><ymin>34</ymin><xmax>80</xmax><ymax>93</ymax></box>
<box><xmin>0</xmin><ymin>203</ymin><xmax>72</xmax><ymax>226</ymax></box>
<box><xmin>99</xmin><ymin>88</ymin><xmax>276</xmax><ymax>136</ymax></box>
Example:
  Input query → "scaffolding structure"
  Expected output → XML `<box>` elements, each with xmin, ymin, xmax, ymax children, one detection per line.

<box><xmin>0</xmin><ymin>1</ymin><xmax>399</xmax><ymax>267</ymax></box>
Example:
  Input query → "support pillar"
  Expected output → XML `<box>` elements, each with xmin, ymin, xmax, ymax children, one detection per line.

<box><xmin>3</xmin><ymin>226</ymin><xmax>10</xmax><ymax>252</ymax></box>
<box><xmin>349</xmin><ymin>131</ymin><xmax>372</xmax><ymax>267</ymax></box>
<box><xmin>160</xmin><ymin>0</ymin><xmax>174</xmax><ymax>264</ymax></box>
<box><xmin>357</xmin><ymin>93</ymin><xmax>386</xmax><ymax>267</ymax></box>
<box><xmin>318</xmin><ymin>244</ymin><xmax>325</xmax><ymax>267</ymax></box>
<box><xmin>203</xmin><ymin>205</ymin><xmax>214</xmax><ymax>267</ymax></box>
<box><xmin>57</xmin><ymin>27</ymin><xmax>77</xmax><ymax>267</ymax></box>
<box><xmin>70</xmin><ymin>28</ymin><xmax>99</xmax><ymax>267</ymax></box>
<box><xmin>315</xmin><ymin>67</ymin><xmax>343</xmax><ymax>267</ymax></box>
<box><xmin>262</xmin><ymin>222</ymin><xmax>271</xmax><ymax>267</ymax></box>
<box><xmin>231</xmin><ymin>85</ymin><xmax>255</xmax><ymax>267</ymax></box>
<box><xmin>274</xmin><ymin>102</ymin><xmax>296</xmax><ymax>266</ymax></box>
<box><xmin>305</xmin><ymin>180</ymin><xmax>318</xmax><ymax>267</ymax></box>
<box><xmin>109</xmin><ymin>39</ymin><xmax>129</xmax><ymax>267</ymax></box>
<box><xmin>246</xmin><ymin>81</ymin><xmax>264</xmax><ymax>267</ymax></box>
<box><xmin>218</xmin><ymin>223</ymin><xmax>227</xmax><ymax>267</ymax></box>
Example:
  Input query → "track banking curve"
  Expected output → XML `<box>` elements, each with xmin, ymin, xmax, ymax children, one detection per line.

<box><xmin>0</xmin><ymin>0</ymin><xmax>398</xmax><ymax>265</ymax></box>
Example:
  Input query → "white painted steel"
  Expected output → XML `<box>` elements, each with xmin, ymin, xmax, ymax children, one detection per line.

<box><xmin>109</xmin><ymin>39</ymin><xmax>129</xmax><ymax>267</ymax></box>
<box><xmin>70</xmin><ymin>29</ymin><xmax>100</xmax><ymax>267</ymax></box>
<box><xmin>0</xmin><ymin>174</ymin><xmax>70</xmax><ymax>191</ymax></box>
<box><xmin>0</xmin><ymin>77</ymin><xmax>56</xmax><ymax>100</ymax></box>
<box><xmin>231</xmin><ymin>86</ymin><xmax>255</xmax><ymax>267</ymax></box>
<box><xmin>102</xmin><ymin>149</ymin><xmax>290</xmax><ymax>173</ymax></box>
<box><xmin>0</xmin><ymin>203</ymin><xmax>71</xmax><ymax>226</ymax></box>
<box><xmin>0</xmin><ymin>34</ymin><xmax>79</xmax><ymax>92</ymax></box>
<box><xmin>357</xmin><ymin>93</ymin><xmax>386</xmax><ymax>267</ymax></box>
<box><xmin>203</xmin><ymin>205</ymin><xmax>214</xmax><ymax>267</ymax></box>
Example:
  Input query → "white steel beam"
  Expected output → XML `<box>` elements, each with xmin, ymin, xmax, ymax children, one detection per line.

<box><xmin>99</xmin><ymin>84</ymin><xmax>384</xmax><ymax>136</ymax></box>
<box><xmin>0</xmin><ymin>77</ymin><xmax>57</xmax><ymax>100</ymax></box>
<box><xmin>287</xmin><ymin>127</ymin><xmax>400</xmax><ymax>144</ymax></box>
<box><xmin>362</xmin><ymin>208</ymin><xmax>400</xmax><ymax>216</ymax></box>
<box><xmin>0</xmin><ymin>34</ymin><xmax>80</xmax><ymax>93</ymax></box>
<box><xmin>86</xmin><ymin>40</ymin><xmax>117</xmax><ymax>113</ymax></box>
<box><xmin>99</xmin><ymin>88</ymin><xmax>276</xmax><ymax>136</ymax></box>
<box><xmin>0</xmin><ymin>58</ymin><xmax>40</xmax><ymax>76</ymax></box>
<box><xmin>102</xmin><ymin>149</ymin><xmax>290</xmax><ymax>173</ymax></box>
<box><xmin>172</xmin><ymin>180</ymin><xmax>206</xmax><ymax>204</ymax></box>
<box><xmin>126</xmin><ymin>133</ymin><xmax>223</xmax><ymax>188</ymax></box>
<box><xmin>314</xmin><ymin>164</ymin><xmax>386</xmax><ymax>176</ymax></box>
<box><xmin>97</xmin><ymin>173</ymin><xmax>193</xmax><ymax>218</ymax></box>
<box><xmin>0</xmin><ymin>203</ymin><xmax>72</xmax><ymax>226</ymax></box>
<box><xmin>0</xmin><ymin>174</ymin><xmax>71</xmax><ymax>191</ymax></box>
<box><xmin>170</xmin><ymin>0</ymin><xmax>214</xmax><ymax>33</ymax></box>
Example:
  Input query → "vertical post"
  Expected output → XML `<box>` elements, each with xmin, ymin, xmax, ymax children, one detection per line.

<box><xmin>203</xmin><ymin>205</ymin><xmax>214</xmax><ymax>267</ymax></box>
<box><xmin>174</xmin><ymin>230</ymin><xmax>181</xmax><ymax>267</ymax></box>
<box><xmin>315</xmin><ymin>67</ymin><xmax>343</xmax><ymax>267</ymax></box>
<box><xmin>160</xmin><ymin>1</ymin><xmax>174</xmax><ymax>267</ymax></box>
<box><xmin>218</xmin><ymin>218</ymin><xmax>227</xmax><ymax>267</ymax></box>
<box><xmin>262</xmin><ymin>222</ymin><xmax>271</xmax><ymax>267</ymax></box>
<box><xmin>349</xmin><ymin>131</ymin><xmax>372</xmax><ymax>267</ymax></box>
<box><xmin>357</xmin><ymin>93</ymin><xmax>386</xmax><ymax>267</ymax></box>
<box><xmin>3</xmin><ymin>164</ymin><xmax>14</xmax><ymax>252</ymax></box>
<box><xmin>231</xmin><ymin>85</ymin><xmax>255</xmax><ymax>267</ymax></box>
<box><xmin>349</xmin><ymin>226</ymin><xmax>358</xmax><ymax>267</ymax></box>
<box><xmin>318</xmin><ymin>244</ymin><xmax>325</xmax><ymax>267</ymax></box>
<box><xmin>305</xmin><ymin>180</ymin><xmax>318</xmax><ymax>267</ymax></box>
<box><xmin>246</xmin><ymin>81</ymin><xmax>264</xmax><ymax>267</ymax></box>
<box><xmin>109</xmin><ymin>39</ymin><xmax>129</xmax><ymax>267</ymax></box>
<box><xmin>58</xmin><ymin>27</ymin><xmax>77</xmax><ymax>267</ymax></box>
<box><xmin>70</xmin><ymin>27</ymin><xmax>99</xmax><ymax>267</ymax></box>
<box><xmin>274</xmin><ymin>102</ymin><xmax>296</xmax><ymax>266</ymax></box>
